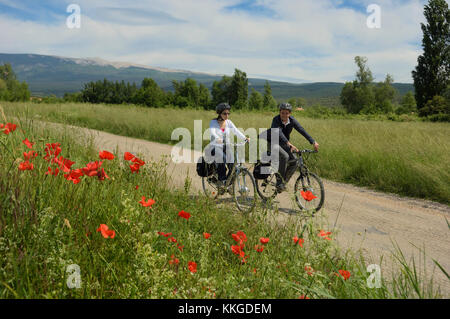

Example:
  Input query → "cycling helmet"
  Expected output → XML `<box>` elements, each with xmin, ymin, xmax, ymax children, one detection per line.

<box><xmin>278</xmin><ymin>102</ymin><xmax>292</xmax><ymax>111</ymax></box>
<box><xmin>216</xmin><ymin>102</ymin><xmax>231</xmax><ymax>114</ymax></box>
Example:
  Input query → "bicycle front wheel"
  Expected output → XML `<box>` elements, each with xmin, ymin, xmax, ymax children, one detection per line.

<box><xmin>255</xmin><ymin>173</ymin><xmax>278</xmax><ymax>201</ymax></box>
<box><xmin>294</xmin><ymin>172</ymin><xmax>325</xmax><ymax>213</ymax></box>
<box><xmin>233</xmin><ymin>168</ymin><xmax>257</xmax><ymax>214</ymax></box>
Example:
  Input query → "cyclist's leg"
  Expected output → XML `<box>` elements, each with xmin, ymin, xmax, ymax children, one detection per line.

<box><xmin>271</xmin><ymin>143</ymin><xmax>289</xmax><ymax>186</ymax></box>
<box><xmin>284</xmin><ymin>147</ymin><xmax>297</xmax><ymax>184</ymax></box>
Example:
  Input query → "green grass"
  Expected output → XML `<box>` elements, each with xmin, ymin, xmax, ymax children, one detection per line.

<box><xmin>2</xmin><ymin>101</ymin><xmax>450</xmax><ymax>205</ymax></box>
<box><xmin>0</xmin><ymin>113</ymin><xmax>446</xmax><ymax>299</ymax></box>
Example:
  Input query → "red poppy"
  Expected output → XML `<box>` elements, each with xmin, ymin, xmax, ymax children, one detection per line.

<box><xmin>167</xmin><ymin>237</ymin><xmax>177</xmax><ymax>243</ymax></box>
<box><xmin>45</xmin><ymin>166</ymin><xmax>60</xmax><ymax>176</ymax></box>
<box><xmin>203</xmin><ymin>232</ymin><xmax>211</xmax><ymax>239</ymax></box>
<box><xmin>139</xmin><ymin>196</ymin><xmax>156</xmax><ymax>208</ymax></box>
<box><xmin>129</xmin><ymin>162</ymin><xmax>141</xmax><ymax>173</ymax></box>
<box><xmin>96</xmin><ymin>224</ymin><xmax>116</xmax><ymax>239</ymax></box>
<box><xmin>188</xmin><ymin>261</ymin><xmax>197</xmax><ymax>273</ymax></box>
<box><xmin>169</xmin><ymin>254</ymin><xmax>179</xmax><ymax>265</ymax></box>
<box><xmin>300</xmin><ymin>190</ymin><xmax>317</xmax><ymax>201</ymax></box>
<box><xmin>97</xmin><ymin>167</ymin><xmax>109</xmax><ymax>181</ymax></box>
<box><xmin>18</xmin><ymin>161</ymin><xmax>33</xmax><ymax>171</ymax></box>
<box><xmin>177</xmin><ymin>244</ymin><xmax>184</xmax><ymax>252</ymax></box>
<box><xmin>124</xmin><ymin>152</ymin><xmax>135</xmax><ymax>161</ymax></box>
<box><xmin>99</xmin><ymin>150</ymin><xmax>114</xmax><ymax>160</ymax></box>
<box><xmin>293</xmin><ymin>236</ymin><xmax>304</xmax><ymax>247</ymax></box>
<box><xmin>82</xmin><ymin>161</ymin><xmax>103</xmax><ymax>177</ymax></box>
<box><xmin>157</xmin><ymin>231</ymin><xmax>173</xmax><ymax>237</ymax></box>
<box><xmin>131</xmin><ymin>157</ymin><xmax>145</xmax><ymax>166</ymax></box>
<box><xmin>298</xmin><ymin>295</ymin><xmax>310</xmax><ymax>299</ymax></box>
<box><xmin>232</xmin><ymin>231</ymin><xmax>247</xmax><ymax>244</ymax></box>
<box><xmin>178</xmin><ymin>210</ymin><xmax>191</xmax><ymax>220</ymax></box>
<box><xmin>2</xmin><ymin>123</ymin><xmax>17</xmax><ymax>135</ymax></box>
<box><xmin>43</xmin><ymin>143</ymin><xmax>61</xmax><ymax>160</ymax></box>
<box><xmin>64</xmin><ymin>169</ymin><xmax>84</xmax><ymax>184</ymax></box>
<box><xmin>52</xmin><ymin>156</ymin><xmax>75</xmax><ymax>173</ymax></box>
<box><xmin>231</xmin><ymin>244</ymin><xmax>245</xmax><ymax>258</ymax></box>
<box><xmin>135</xmin><ymin>185</ymin><xmax>139</xmax><ymax>190</ymax></box>
<box><xmin>23</xmin><ymin>150</ymin><xmax>38</xmax><ymax>161</ymax></box>
<box><xmin>305</xmin><ymin>266</ymin><xmax>314</xmax><ymax>276</ymax></box>
<box><xmin>22</xmin><ymin>138</ymin><xmax>34</xmax><ymax>149</ymax></box>
<box><xmin>260</xmin><ymin>237</ymin><xmax>269</xmax><ymax>245</ymax></box>
<box><xmin>254</xmin><ymin>245</ymin><xmax>265</xmax><ymax>252</ymax></box>
<box><xmin>337</xmin><ymin>269</ymin><xmax>351</xmax><ymax>280</ymax></box>
<box><xmin>318</xmin><ymin>230</ymin><xmax>332</xmax><ymax>241</ymax></box>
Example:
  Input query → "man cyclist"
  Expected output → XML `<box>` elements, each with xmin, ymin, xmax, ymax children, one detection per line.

<box><xmin>264</xmin><ymin>102</ymin><xmax>319</xmax><ymax>192</ymax></box>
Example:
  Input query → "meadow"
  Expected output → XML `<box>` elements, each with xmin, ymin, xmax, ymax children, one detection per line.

<box><xmin>0</xmin><ymin>111</ymin><xmax>446</xmax><ymax>298</ymax></box>
<box><xmin>2</xmin><ymin>101</ymin><xmax>449</xmax><ymax>205</ymax></box>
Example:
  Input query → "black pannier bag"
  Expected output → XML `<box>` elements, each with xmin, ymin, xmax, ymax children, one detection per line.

<box><xmin>253</xmin><ymin>160</ymin><xmax>272</xmax><ymax>180</ymax></box>
<box><xmin>196</xmin><ymin>156</ymin><xmax>214</xmax><ymax>177</ymax></box>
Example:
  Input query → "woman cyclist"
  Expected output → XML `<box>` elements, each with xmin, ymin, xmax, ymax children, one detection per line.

<box><xmin>205</xmin><ymin>102</ymin><xmax>249</xmax><ymax>188</ymax></box>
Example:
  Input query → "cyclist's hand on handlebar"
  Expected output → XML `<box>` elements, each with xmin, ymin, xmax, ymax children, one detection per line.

<box><xmin>313</xmin><ymin>142</ymin><xmax>319</xmax><ymax>152</ymax></box>
<box><xmin>288</xmin><ymin>142</ymin><xmax>299</xmax><ymax>153</ymax></box>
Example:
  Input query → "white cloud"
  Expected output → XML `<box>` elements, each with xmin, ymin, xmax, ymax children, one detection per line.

<box><xmin>0</xmin><ymin>0</ymin><xmax>436</xmax><ymax>83</ymax></box>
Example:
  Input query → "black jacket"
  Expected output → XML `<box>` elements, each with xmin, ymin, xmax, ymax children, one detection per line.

<box><xmin>260</xmin><ymin>115</ymin><xmax>315</xmax><ymax>146</ymax></box>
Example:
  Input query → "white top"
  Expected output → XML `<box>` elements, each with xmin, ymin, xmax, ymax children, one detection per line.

<box><xmin>209</xmin><ymin>119</ymin><xmax>246</xmax><ymax>146</ymax></box>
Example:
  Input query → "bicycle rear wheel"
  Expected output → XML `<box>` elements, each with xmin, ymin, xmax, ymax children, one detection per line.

<box><xmin>202</xmin><ymin>174</ymin><xmax>219</xmax><ymax>199</ymax></box>
<box><xmin>255</xmin><ymin>173</ymin><xmax>278</xmax><ymax>201</ymax></box>
<box><xmin>294</xmin><ymin>172</ymin><xmax>325</xmax><ymax>213</ymax></box>
<box><xmin>233</xmin><ymin>168</ymin><xmax>257</xmax><ymax>214</ymax></box>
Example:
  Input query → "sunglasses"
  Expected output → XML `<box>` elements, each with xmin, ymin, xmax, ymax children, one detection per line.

<box><xmin>222</xmin><ymin>112</ymin><xmax>230</xmax><ymax>115</ymax></box>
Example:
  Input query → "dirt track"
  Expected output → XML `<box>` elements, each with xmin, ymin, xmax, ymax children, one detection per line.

<box><xmin>50</xmin><ymin>122</ymin><xmax>450</xmax><ymax>297</ymax></box>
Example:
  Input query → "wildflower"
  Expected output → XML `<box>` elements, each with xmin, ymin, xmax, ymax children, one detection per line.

<box><xmin>2</xmin><ymin>123</ymin><xmax>17</xmax><ymax>135</ymax></box>
<box><xmin>23</xmin><ymin>150</ymin><xmax>38</xmax><ymax>161</ymax></box>
<box><xmin>82</xmin><ymin>161</ymin><xmax>103</xmax><ymax>177</ymax></box>
<box><xmin>203</xmin><ymin>232</ymin><xmax>211</xmax><ymax>239</ymax></box>
<box><xmin>336</xmin><ymin>269</ymin><xmax>351</xmax><ymax>280</ymax></box>
<box><xmin>157</xmin><ymin>231</ymin><xmax>172</xmax><ymax>237</ymax></box>
<box><xmin>169</xmin><ymin>254</ymin><xmax>179</xmax><ymax>265</ymax></box>
<box><xmin>64</xmin><ymin>169</ymin><xmax>84</xmax><ymax>184</ymax></box>
<box><xmin>293</xmin><ymin>236</ymin><xmax>304</xmax><ymax>247</ymax></box>
<box><xmin>45</xmin><ymin>166</ymin><xmax>59</xmax><ymax>176</ymax></box>
<box><xmin>97</xmin><ymin>167</ymin><xmax>109</xmax><ymax>181</ymax></box>
<box><xmin>231</xmin><ymin>244</ymin><xmax>245</xmax><ymax>258</ymax></box>
<box><xmin>99</xmin><ymin>150</ymin><xmax>114</xmax><ymax>160</ymax></box>
<box><xmin>177</xmin><ymin>244</ymin><xmax>184</xmax><ymax>252</ymax></box>
<box><xmin>167</xmin><ymin>237</ymin><xmax>177</xmax><ymax>243</ymax></box>
<box><xmin>135</xmin><ymin>185</ymin><xmax>139</xmax><ymax>190</ymax></box>
<box><xmin>96</xmin><ymin>224</ymin><xmax>116</xmax><ymax>239</ymax></box>
<box><xmin>139</xmin><ymin>196</ymin><xmax>156</xmax><ymax>208</ymax></box>
<box><xmin>22</xmin><ymin>138</ymin><xmax>34</xmax><ymax>149</ymax></box>
<box><xmin>318</xmin><ymin>230</ymin><xmax>332</xmax><ymax>241</ymax></box>
<box><xmin>298</xmin><ymin>295</ymin><xmax>310</xmax><ymax>299</ymax></box>
<box><xmin>188</xmin><ymin>261</ymin><xmax>197</xmax><ymax>273</ymax></box>
<box><xmin>124</xmin><ymin>152</ymin><xmax>135</xmax><ymax>161</ymax></box>
<box><xmin>305</xmin><ymin>266</ymin><xmax>314</xmax><ymax>276</ymax></box>
<box><xmin>300</xmin><ymin>190</ymin><xmax>317</xmax><ymax>201</ymax></box>
<box><xmin>178</xmin><ymin>210</ymin><xmax>191</xmax><ymax>220</ymax></box>
<box><xmin>43</xmin><ymin>143</ymin><xmax>61</xmax><ymax>161</ymax></box>
<box><xmin>52</xmin><ymin>156</ymin><xmax>75</xmax><ymax>173</ymax></box>
<box><xmin>254</xmin><ymin>245</ymin><xmax>265</xmax><ymax>252</ymax></box>
<box><xmin>232</xmin><ymin>231</ymin><xmax>247</xmax><ymax>244</ymax></box>
<box><xmin>18</xmin><ymin>161</ymin><xmax>33</xmax><ymax>171</ymax></box>
<box><xmin>260</xmin><ymin>237</ymin><xmax>269</xmax><ymax>245</ymax></box>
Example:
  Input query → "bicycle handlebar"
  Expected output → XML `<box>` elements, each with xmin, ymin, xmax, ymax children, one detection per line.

<box><xmin>293</xmin><ymin>149</ymin><xmax>318</xmax><ymax>154</ymax></box>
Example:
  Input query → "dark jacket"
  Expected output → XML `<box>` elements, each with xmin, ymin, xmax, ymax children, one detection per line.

<box><xmin>260</xmin><ymin>115</ymin><xmax>315</xmax><ymax>146</ymax></box>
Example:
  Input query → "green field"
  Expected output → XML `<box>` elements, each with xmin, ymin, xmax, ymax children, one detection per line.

<box><xmin>3</xmin><ymin>101</ymin><xmax>449</xmax><ymax>205</ymax></box>
<box><xmin>0</xmin><ymin>113</ymin><xmax>445</xmax><ymax>298</ymax></box>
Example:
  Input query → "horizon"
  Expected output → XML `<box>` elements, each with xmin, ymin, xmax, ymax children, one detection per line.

<box><xmin>0</xmin><ymin>1</ymin><xmax>446</xmax><ymax>83</ymax></box>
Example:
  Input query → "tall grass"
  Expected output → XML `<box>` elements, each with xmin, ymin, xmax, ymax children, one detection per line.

<box><xmin>2</xmin><ymin>101</ymin><xmax>450</xmax><ymax>204</ymax></box>
<box><xmin>0</xmin><ymin>113</ymin><xmax>445</xmax><ymax>298</ymax></box>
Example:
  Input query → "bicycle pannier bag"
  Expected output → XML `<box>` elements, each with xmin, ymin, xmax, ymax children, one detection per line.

<box><xmin>253</xmin><ymin>160</ymin><xmax>272</xmax><ymax>180</ymax></box>
<box><xmin>196</xmin><ymin>156</ymin><xmax>214</xmax><ymax>177</ymax></box>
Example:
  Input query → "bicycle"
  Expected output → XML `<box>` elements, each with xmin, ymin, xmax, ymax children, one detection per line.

<box><xmin>201</xmin><ymin>140</ymin><xmax>257</xmax><ymax>214</ymax></box>
<box><xmin>254</xmin><ymin>149</ymin><xmax>325</xmax><ymax>213</ymax></box>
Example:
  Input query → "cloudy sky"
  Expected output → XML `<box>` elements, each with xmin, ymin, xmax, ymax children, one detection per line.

<box><xmin>0</xmin><ymin>0</ymin><xmax>447</xmax><ymax>83</ymax></box>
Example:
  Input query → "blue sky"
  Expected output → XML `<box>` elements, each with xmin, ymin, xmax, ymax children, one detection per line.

<box><xmin>0</xmin><ymin>0</ymin><xmax>446</xmax><ymax>83</ymax></box>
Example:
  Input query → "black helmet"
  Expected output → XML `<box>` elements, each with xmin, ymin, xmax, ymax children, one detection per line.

<box><xmin>278</xmin><ymin>102</ymin><xmax>292</xmax><ymax>111</ymax></box>
<box><xmin>216</xmin><ymin>102</ymin><xmax>231</xmax><ymax>114</ymax></box>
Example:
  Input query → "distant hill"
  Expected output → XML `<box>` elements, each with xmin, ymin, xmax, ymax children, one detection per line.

<box><xmin>0</xmin><ymin>53</ymin><xmax>414</xmax><ymax>106</ymax></box>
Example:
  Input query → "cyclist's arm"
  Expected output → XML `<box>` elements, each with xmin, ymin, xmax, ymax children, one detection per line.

<box><xmin>291</xmin><ymin>117</ymin><xmax>316</xmax><ymax>146</ymax></box>
<box><xmin>209</xmin><ymin>121</ymin><xmax>223</xmax><ymax>144</ymax></box>
<box><xmin>228</xmin><ymin>120</ymin><xmax>247</xmax><ymax>141</ymax></box>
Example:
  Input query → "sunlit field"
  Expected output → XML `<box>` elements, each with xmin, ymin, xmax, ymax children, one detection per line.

<box><xmin>3</xmin><ymin>101</ymin><xmax>449</xmax><ymax>205</ymax></box>
<box><xmin>0</xmin><ymin>113</ymin><xmax>446</xmax><ymax>299</ymax></box>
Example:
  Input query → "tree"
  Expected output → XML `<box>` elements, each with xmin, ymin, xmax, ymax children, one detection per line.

<box><xmin>248</xmin><ymin>88</ymin><xmax>264</xmax><ymax>110</ymax></box>
<box><xmin>134</xmin><ymin>78</ymin><xmax>165</xmax><ymax>107</ymax></box>
<box><xmin>355</xmin><ymin>56</ymin><xmax>374</xmax><ymax>87</ymax></box>
<box><xmin>263</xmin><ymin>81</ymin><xmax>277</xmax><ymax>109</ymax></box>
<box><xmin>288</xmin><ymin>97</ymin><xmax>306</xmax><ymax>108</ymax></box>
<box><xmin>412</xmin><ymin>0</ymin><xmax>450</xmax><ymax>115</ymax></box>
<box><xmin>211</xmin><ymin>75</ymin><xmax>232</xmax><ymax>107</ymax></box>
<box><xmin>374</xmin><ymin>74</ymin><xmax>397</xmax><ymax>113</ymax></box>
<box><xmin>171</xmin><ymin>78</ymin><xmax>211</xmax><ymax>109</ymax></box>
<box><xmin>396</xmin><ymin>91</ymin><xmax>417</xmax><ymax>114</ymax></box>
<box><xmin>0</xmin><ymin>63</ymin><xmax>31</xmax><ymax>102</ymax></box>
<box><xmin>229</xmin><ymin>69</ymin><xmax>248</xmax><ymax>109</ymax></box>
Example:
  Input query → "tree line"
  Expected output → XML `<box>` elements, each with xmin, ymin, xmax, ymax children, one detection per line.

<box><xmin>0</xmin><ymin>63</ymin><xmax>30</xmax><ymax>102</ymax></box>
<box><xmin>73</xmin><ymin>69</ymin><xmax>280</xmax><ymax>111</ymax></box>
